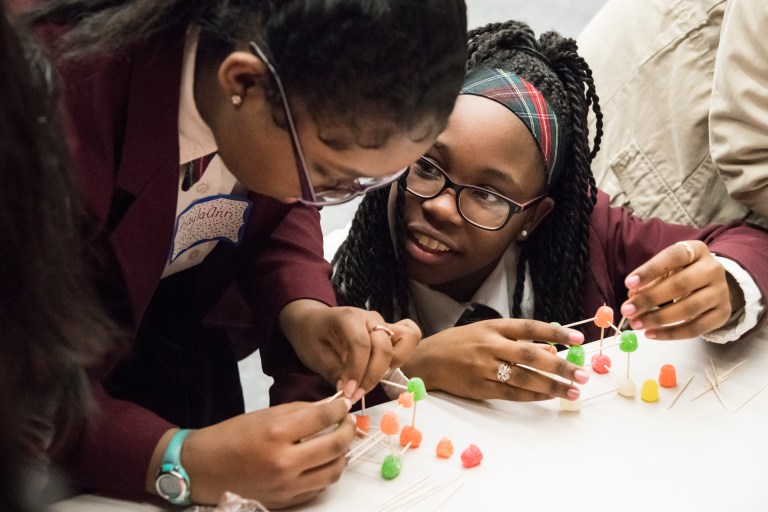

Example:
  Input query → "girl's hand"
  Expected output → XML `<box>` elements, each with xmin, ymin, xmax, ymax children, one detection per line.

<box><xmin>402</xmin><ymin>319</ymin><xmax>588</xmax><ymax>402</ymax></box>
<box><xmin>152</xmin><ymin>399</ymin><xmax>356</xmax><ymax>509</ymax></box>
<box><xmin>279</xmin><ymin>300</ymin><xmax>421</xmax><ymax>401</ymax></box>
<box><xmin>620</xmin><ymin>240</ymin><xmax>735</xmax><ymax>339</ymax></box>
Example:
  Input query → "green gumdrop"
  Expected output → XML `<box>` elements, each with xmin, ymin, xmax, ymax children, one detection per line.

<box><xmin>381</xmin><ymin>454</ymin><xmax>402</xmax><ymax>480</ymax></box>
<box><xmin>407</xmin><ymin>377</ymin><xmax>428</xmax><ymax>401</ymax></box>
<box><xmin>565</xmin><ymin>345</ymin><xmax>585</xmax><ymax>366</ymax></box>
<box><xmin>619</xmin><ymin>330</ymin><xmax>638</xmax><ymax>352</ymax></box>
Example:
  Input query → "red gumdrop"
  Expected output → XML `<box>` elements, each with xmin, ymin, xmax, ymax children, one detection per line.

<box><xmin>591</xmin><ymin>353</ymin><xmax>612</xmax><ymax>374</ymax></box>
<box><xmin>399</xmin><ymin>425</ymin><xmax>422</xmax><ymax>448</ymax></box>
<box><xmin>436</xmin><ymin>437</ymin><xmax>454</xmax><ymax>459</ymax></box>
<box><xmin>380</xmin><ymin>411</ymin><xmax>399</xmax><ymax>435</ymax></box>
<box><xmin>594</xmin><ymin>305</ymin><xmax>614</xmax><ymax>328</ymax></box>
<box><xmin>398</xmin><ymin>392</ymin><xmax>414</xmax><ymax>408</ymax></box>
<box><xmin>460</xmin><ymin>444</ymin><xmax>483</xmax><ymax>468</ymax></box>
<box><xmin>356</xmin><ymin>415</ymin><xmax>370</xmax><ymax>433</ymax></box>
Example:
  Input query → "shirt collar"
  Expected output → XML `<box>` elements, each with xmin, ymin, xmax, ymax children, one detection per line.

<box><xmin>178</xmin><ymin>25</ymin><xmax>218</xmax><ymax>165</ymax></box>
<box><xmin>409</xmin><ymin>247</ymin><xmax>515</xmax><ymax>337</ymax></box>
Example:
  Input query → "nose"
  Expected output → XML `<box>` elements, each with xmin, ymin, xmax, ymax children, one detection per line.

<box><xmin>421</xmin><ymin>189</ymin><xmax>463</xmax><ymax>225</ymax></box>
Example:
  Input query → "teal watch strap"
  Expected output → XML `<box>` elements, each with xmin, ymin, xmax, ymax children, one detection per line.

<box><xmin>156</xmin><ymin>429</ymin><xmax>193</xmax><ymax>506</ymax></box>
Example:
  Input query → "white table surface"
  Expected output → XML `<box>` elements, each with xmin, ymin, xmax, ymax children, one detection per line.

<box><xmin>51</xmin><ymin>327</ymin><xmax>768</xmax><ymax>512</ymax></box>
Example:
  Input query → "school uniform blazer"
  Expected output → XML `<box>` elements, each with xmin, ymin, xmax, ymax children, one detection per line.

<box><xmin>582</xmin><ymin>190</ymin><xmax>768</xmax><ymax>342</ymax></box>
<box><xmin>41</xmin><ymin>24</ymin><xmax>337</xmax><ymax>494</ymax></box>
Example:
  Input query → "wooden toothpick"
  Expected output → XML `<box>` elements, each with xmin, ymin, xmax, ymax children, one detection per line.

<box><xmin>668</xmin><ymin>374</ymin><xmax>694</xmax><ymax>410</ymax></box>
<box><xmin>561</xmin><ymin>317</ymin><xmax>596</xmax><ymax>328</ymax></box>
<box><xmin>731</xmin><ymin>383</ymin><xmax>768</xmax><ymax>415</ymax></box>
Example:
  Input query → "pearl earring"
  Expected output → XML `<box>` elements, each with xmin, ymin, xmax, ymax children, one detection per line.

<box><xmin>520</xmin><ymin>229</ymin><xmax>529</xmax><ymax>238</ymax></box>
<box><xmin>231</xmin><ymin>95</ymin><xmax>243</xmax><ymax>106</ymax></box>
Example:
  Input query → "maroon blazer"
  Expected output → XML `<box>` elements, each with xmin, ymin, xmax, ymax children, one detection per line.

<box><xmin>580</xmin><ymin>190</ymin><xmax>768</xmax><ymax>341</ymax></box>
<box><xmin>39</xmin><ymin>24</ymin><xmax>337</xmax><ymax>495</ymax></box>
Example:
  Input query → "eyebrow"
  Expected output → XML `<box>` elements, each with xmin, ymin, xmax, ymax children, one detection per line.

<box><xmin>432</xmin><ymin>141</ymin><xmax>522</xmax><ymax>188</ymax></box>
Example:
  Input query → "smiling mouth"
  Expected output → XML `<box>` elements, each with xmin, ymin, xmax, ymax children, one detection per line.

<box><xmin>412</xmin><ymin>232</ymin><xmax>451</xmax><ymax>253</ymax></box>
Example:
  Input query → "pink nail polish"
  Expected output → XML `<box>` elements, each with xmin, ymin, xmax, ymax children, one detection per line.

<box><xmin>630</xmin><ymin>319</ymin><xmax>643</xmax><ymax>329</ymax></box>
<box><xmin>645</xmin><ymin>330</ymin><xmax>657</xmax><ymax>339</ymax></box>
<box><xmin>569</xmin><ymin>331</ymin><xmax>584</xmax><ymax>344</ymax></box>
<box><xmin>567</xmin><ymin>387</ymin><xmax>580</xmax><ymax>400</ymax></box>
<box><xmin>626</xmin><ymin>275</ymin><xmax>640</xmax><ymax>288</ymax></box>
<box><xmin>343</xmin><ymin>380</ymin><xmax>357</xmax><ymax>398</ymax></box>
<box><xmin>573</xmin><ymin>369</ymin><xmax>590</xmax><ymax>384</ymax></box>
<box><xmin>621</xmin><ymin>303</ymin><xmax>636</xmax><ymax>316</ymax></box>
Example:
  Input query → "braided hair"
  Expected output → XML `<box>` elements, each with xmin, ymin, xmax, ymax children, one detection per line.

<box><xmin>20</xmin><ymin>0</ymin><xmax>467</xmax><ymax>142</ymax></box>
<box><xmin>333</xmin><ymin>20</ymin><xmax>604</xmax><ymax>328</ymax></box>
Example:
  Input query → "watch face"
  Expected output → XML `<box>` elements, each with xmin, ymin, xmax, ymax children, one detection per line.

<box><xmin>156</xmin><ymin>471</ymin><xmax>187</xmax><ymax>500</ymax></box>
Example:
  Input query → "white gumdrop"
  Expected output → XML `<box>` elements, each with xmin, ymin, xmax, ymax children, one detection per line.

<box><xmin>559</xmin><ymin>397</ymin><xmax>582</xmax><ymax>412</ymax></box>
<box><xmin>617</xmin><ymin>377</ymin><xmax>636</xmax><ymax>398</ymax></box>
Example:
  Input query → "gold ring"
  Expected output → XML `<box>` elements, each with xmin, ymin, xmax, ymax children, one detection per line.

<box><xmin>371</xmin><ymin>325</ymin><xmax>395</xmax><ymax>339</ymax></box>
<box><xmin>497</xmin><ymin>362</ymin><xmax>513</xmax><ymax>383</ymax></box>
<box><xmin>676</xmin><ymin>241</ymin><xmax>696</xmax><ymax>265</ymax></box>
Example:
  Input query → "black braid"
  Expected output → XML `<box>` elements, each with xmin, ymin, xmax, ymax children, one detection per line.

<box><xmin>332</xmin><ymin>181</ymin><xmax>410</xmax><ymax>322</ymax></box>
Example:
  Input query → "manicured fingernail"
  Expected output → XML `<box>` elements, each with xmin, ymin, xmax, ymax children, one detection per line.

<box><xmin>343</xmin><ymin>380</ymin><xmax>357</xmax><ymax>398</ymax></box>
<box><xmin>568</xmin><ymin>331</ymin><xmax>584</xmax><ymax>344</ymax></box>
<box><xmin>336</xmin><ymin>380</ymin><xmax>343</xmax><ymax>391</ymax></box>
<box><xmin>352</xmin><ymin>388</ymin><xmax>365</xmax><ymax>403</ymax></box>
<box><xmin>567</xmin><ymin>387</ymin><xmax>580</xmax><ymax>400</ymax></box>
<box><xmin>645</xmin><ymin>330</ymin><xmax>657</xmax><ymax>339</ymax></box>
<box><xmin>630</xmin><ymin>319</ymin><xmax>643</xmax><ymax>329</ymax></box>
<box><xmin>626</xmin><ymin>274</ymin><xmax>640</xmax><ymax>288</ymax></box>
<box><xmin>621</xmin><ymin>303</ymin><xmax>636</xmax><ymax>316</ymax></box>
<box><xmin>573</xmin><ymin>369</ymin><xmax>590</xmax><ymax>384</ymax></box>
<box><xmin>343</xmin><ymin>399</ymin><xmax>352</xmax><ymax>411</ymax></box>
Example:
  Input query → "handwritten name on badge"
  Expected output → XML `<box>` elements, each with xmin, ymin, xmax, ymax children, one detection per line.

<box><xmin>169</xmin><ymin>195</ymin><xmax>252</xmax><ymax>262</ymax></box>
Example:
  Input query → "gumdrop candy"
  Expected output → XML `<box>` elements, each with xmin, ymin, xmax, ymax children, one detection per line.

<box><xmin>659</xmin><ymin>364</ymin><xmax>677</xmax><ymax>388</ymax></box>
<box><xmin>559</xmin><ymin>397</ymin><xmax>581</xmax><ymax>412</ymax></box>
<box><xmin>460</xmin><ymin>444</ymin><xmax>483</xmax><ymax>468</ymax></box>
<box><xmin>380</xmin><ymin>411</ymin><xmax>399</xmax><ymax>435</ymax></box>
<box><xmin>594</xmin><ymin>305</ymin><xmax>614</xmax><ymax>328</ymax></box>
<box><xmin>398</xmin><ymin>392</ymin><xmax>414</xmax><ymax>408</ymax></box>
<box><xmin>617</xmin><ymin>377</ymin><xmax>636</xmax><ymax>398</ymax></box>
<box><xmin>566</xmin><ymin>345</ymin><xmax>585</xmax><ymax>366</ymax></box>
<box><xmin>641</xmin><ymin>379</ymin><xmax>659</xmax><ymax>402</ymax></box>
<box><xmin>436</xmin><ymin>437</ymin><xmax>454</xmax><ymax>459</ymax></box>
<box><xmin>407</xmin><ymin>377</ymin><xmax>428</xmax><ymax>401</ymax></box>
<box><xmin>399</xmin><ymin>425</ymin><xmax>422</xmax><ymax>448</ymax></box>
<box><xmin>591</xmin><ymin>353</ymin><xmax>611</xmax><ymax>374</ymax></box>
<box><xmin>355</xmin><ymin>415</ymin><xmax>370</xmax><ymax>433</ymax></box>
<box><xmin>381</xmin><ymin>454</ymin><xmax>403</xmax><ymax>480</ymax></box>
<box><xmin>619</xmin><ymin>330</ymin><xmax>638</xmax><ymax>352</ymax></box>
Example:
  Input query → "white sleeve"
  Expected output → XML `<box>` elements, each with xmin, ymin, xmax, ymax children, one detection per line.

<box><xmin>701</xmin><ymin>255</ymin><xmax>764</xmax><ymax>344</ymax></box>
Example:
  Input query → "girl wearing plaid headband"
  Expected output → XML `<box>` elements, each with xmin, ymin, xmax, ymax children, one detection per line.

<box><xmin>333</xmin><ymin>20</ymin><xmax>768</xmax><ymax>404</ymax></box>
<box><xmin>14</xmin><ymin>0</ymin><xmax>467</xmax><ymax>508</ymax></box>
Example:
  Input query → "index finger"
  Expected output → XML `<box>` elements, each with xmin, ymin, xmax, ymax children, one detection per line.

<box><xmin>283</xmin><ymin>398</ymin><xmax>354</xmax><ymax>442</ymax></box>
<box><xmin>625</xmin><ymin>240</ymin><xmax>702</xmax><ymax>290</ymax></box>
<box><xmin>492</xmin><ymin>318</ymin><xmax>584</xmax><ymax>345</ymax></box>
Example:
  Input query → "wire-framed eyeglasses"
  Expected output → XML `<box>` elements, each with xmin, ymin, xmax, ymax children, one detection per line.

<box><xmin>249</xmin><ymin>41</ymin><xmax>407</xmax><ymax>207</ymax></box>
<box><xmin>403</xmin><ymin>156</ymin><xmax>545</xmax><ymax>231</ymax></box>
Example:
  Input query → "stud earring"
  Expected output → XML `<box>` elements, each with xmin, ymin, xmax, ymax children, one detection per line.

<box><xmin>520</xmin><ymin>229</ymin><xmax>529</xmax><ymax>238</ymax></box>
<box><xmin>231</xmin><ymin>94</ymin><xmax>243</xmax><ymax>106</ymax></box>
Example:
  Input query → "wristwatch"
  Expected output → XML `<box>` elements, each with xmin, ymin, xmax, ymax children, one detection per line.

<box><xmin>155</xmin><ymin>429</ymin><xmax>193</xmax><ymax>506</ymax></box>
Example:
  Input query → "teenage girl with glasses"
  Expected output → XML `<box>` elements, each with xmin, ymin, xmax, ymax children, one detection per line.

<box><xmin>332</xmin><ymin>20</ymin><xmax>768</xmax><ymax>404</ymax></box>
<box><xmin>14</xmin><ymin>0</ymin><xmax>467</xmax><ymax>508</ymax></box>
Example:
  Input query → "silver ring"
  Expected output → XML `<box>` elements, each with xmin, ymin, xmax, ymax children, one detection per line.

<box><xmin>675</xmin><ymin>241</ymin><xmax>696</xmax><ymax>265</ymax></box>
<box><xmin>371</xmin><ymin>325</ymin><xmax>395</xmax><ymax>339</ymax></box>
<box><xmin>497</xmin><ymin>362</ymin><xmax>513</xmax><ymax>383</ymax></box>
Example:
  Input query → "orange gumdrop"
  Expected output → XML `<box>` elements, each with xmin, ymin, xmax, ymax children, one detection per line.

<box><xmin>356</xmin><ymin>415</ymin><xmax>370</xmax><ymax>433</ymax></box>
<box><xmin>380</xmin><ymin>411</ymin><xmax>399</xmax><ymax>435</ymax></box>
<box><xmin>594</xmin><ymin>305</ymin><xmax>614</xmax><ymax>328</ymax></box>
<box><xmin>399</xmin><ymin>425</ymin><xmax>422</xmax><ymax>448</ymax></box>
<box><xmin>435</xmin><ymin>437</ymin><xmax>454</xmax><ymax>459</ymax></box>
<box><xmin>659</xmin><ymin>364</ymin><xmax>677</xmax><ymax>388</ymax></box>
<box><xmin>398</xmin><ymin>392</ymin><xmax>414</xmax><ymax>408</ymax></box>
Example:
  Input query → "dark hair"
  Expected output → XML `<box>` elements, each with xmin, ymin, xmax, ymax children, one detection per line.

<box><xmin>0</xmin><ymin>9</ymin><xmax>114</xmax><ymax>508</ymax></box>
<box><xmin>22</xmin><ymin>0</ymin><xmax>468</xmax><ymax>143</ymax></box>
<box><xmin>333</xmin><ymin>20</ymin><xmax>604</xmax><ymax>329</ymax></box>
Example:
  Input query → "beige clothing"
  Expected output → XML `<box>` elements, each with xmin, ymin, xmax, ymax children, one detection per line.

<box><xmin>578</xmin><ymin>0</ymin><xmax>768</xmax><ymax>228</ymax></box>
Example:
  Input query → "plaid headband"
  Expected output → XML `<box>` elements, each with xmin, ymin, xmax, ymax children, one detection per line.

<box><xmin>460</xmin><ymin>67</ymin><xmax>564</xmax><ymax>186</ymax></box>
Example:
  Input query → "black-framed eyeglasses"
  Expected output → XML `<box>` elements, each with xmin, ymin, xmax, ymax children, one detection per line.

<box><xmin>249</xmin><ymin>41</ymin><xmax>407</xmax><ymax>207</ymax></box>
<box><xmin>403</xmin><ymin>156</ymin><xmax>545</xmax><ymax>231</ymax></box>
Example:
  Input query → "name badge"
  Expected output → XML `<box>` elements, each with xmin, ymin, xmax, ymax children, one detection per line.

<box><xmin>169</xmin><ymin>194</ymin><xmax>252</xmax><ymax>263</ymax></box>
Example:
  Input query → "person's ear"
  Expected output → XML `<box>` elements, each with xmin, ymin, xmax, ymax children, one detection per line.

<box><xmin>217</xmin><ymin>50</ymin><xmax>270</xmax><ymax>106</ymax></box>
<box><xmin>517</xmin><ymin>197</ymin><xmax>555</xmax><ymax>241</ymax></box>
